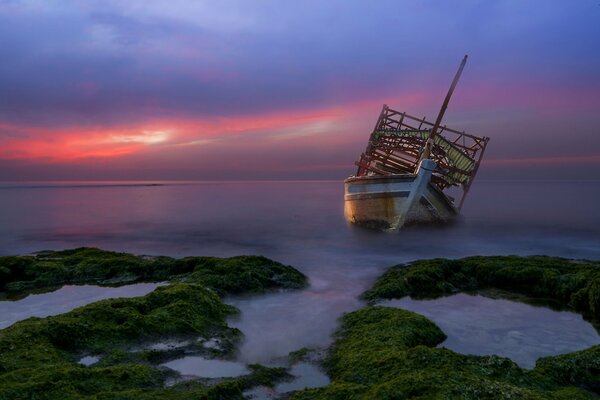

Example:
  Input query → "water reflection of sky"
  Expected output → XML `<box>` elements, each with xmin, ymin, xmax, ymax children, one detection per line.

<box><xmin>381</xmin><ymin>293</ymin><xmax>600</xmax><ymax>369</ymax></box>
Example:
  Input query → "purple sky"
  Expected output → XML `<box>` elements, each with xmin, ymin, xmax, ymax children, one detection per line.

<box><xmin>0</xmin><ymin>0</ymin><xmax>599</xmax><ymax>180</ymax></box>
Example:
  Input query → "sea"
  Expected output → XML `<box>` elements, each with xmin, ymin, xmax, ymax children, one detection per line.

<box><xmin>0</xmin><ymin>180</ymin><xmax>599</xmax><ymax>368</ymax></box>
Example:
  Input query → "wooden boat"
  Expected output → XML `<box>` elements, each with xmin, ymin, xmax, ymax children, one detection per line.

<box><xmin>344</xmin><ymin>56</ymin><xmax>489</xmax><ymax>231</ymax></box>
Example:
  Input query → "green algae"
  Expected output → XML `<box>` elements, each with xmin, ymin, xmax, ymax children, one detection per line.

<box><xmin>0</xmin><ymin>282</ymin><xmax>295</xmax><ymax>399</ymax></box>
<box><xmin>535</xmin><ymin>345</ymin><xmax>600</xmax><ymax>393</ymax></box>
<box><xmin>0</xmin><ymin>247</ymin><xmax>307</xmax><ymax>297</ymax></box>
<box><xmin>173</xmin><ymin>255</ymin><xmax>307</xmax><ymax>295</ymax></box>
<box><xmin>362</xmin><ymin>255</ymin><xmax>600</xmax><ymax>321</ymax></box>
<box><xmin>0</xmin><ymin>283</ymin><xmax>243</xmax><ymax>398</ymax></box>
<box><xmin>0</xmin><ymin>248</ymin><xmax>308</xmax><ymax>399</ymax></box>
<box><xmin>0</xmin><ymin>363</ymin><xmax>288</xmax><ymax>400</ymax></box>
<box><xmin>292</xmin><ymin>256</ymin><xmax>600</xmax><ymax>399</ymax></box>
<box><xmin>291</xmin><ymin>307</ymin><xmax>596</xmax><ymax>400</ymax></box>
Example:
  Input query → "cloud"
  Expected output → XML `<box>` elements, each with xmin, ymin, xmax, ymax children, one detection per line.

<box><xmin>0</xmin><ymin>1</ymin><xmax>599</xmax><ymax>180</ymax></box>
<box><xmin>110</xmin><ymin>130</ymin><xmax>169</xmax><ymax>144</ymax></box>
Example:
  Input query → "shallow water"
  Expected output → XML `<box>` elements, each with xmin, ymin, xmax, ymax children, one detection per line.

<box><xmin>275</xmin><ymin>362</ymin><xmax>330</xmax><ymax>393</ymax></box>
<box><xmin>0</xmin><ymin>282</ymin><xmax>164</xmax><ymax>329</ymax></box>
<box><xmin>381</xmin><ymin>294</ymin><xmax>600</xmax><ymax>368</ymax></box>
<box><xmin>1</xmin><ymin>181</ymin><xmax>599</xmax><ymax>368</ymax></box>
<box><xmin>78</xmin><ymin>355</ymin><xmax>100</xmax><ymax>366</ymax></box>
<box><xmin>161</xmin><ymin>356</ymin><xmax>250</xmax><ymax>378</ymax></box>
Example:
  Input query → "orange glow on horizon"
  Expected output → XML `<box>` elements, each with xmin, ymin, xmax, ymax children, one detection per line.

<box><xmin>0</xmin><ymin>93</ymin><xmax>427</xmax><ymax>163</ymax></box>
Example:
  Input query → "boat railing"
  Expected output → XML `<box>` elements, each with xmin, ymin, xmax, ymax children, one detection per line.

<box><xmin>356</xmin><ymin>105</ymin><xmax>490</xmax><ymax>209</ymax></box>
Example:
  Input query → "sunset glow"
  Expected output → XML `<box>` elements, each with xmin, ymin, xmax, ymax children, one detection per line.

<box><xmin>1</xmin><ymin>1</ymin><xmax>599</xmax><ymax>180</ymax></box>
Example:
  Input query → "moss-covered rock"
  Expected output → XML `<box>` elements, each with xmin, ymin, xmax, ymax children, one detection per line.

<box><xmin>362</xmin><ymin>256</ymin><xmax>600</xmax><ymax>320</ymax></box>
<box><xmin>0</xmin><ymin>283</ymin><xmax>233</xmax><ymax>396</ymax></box>
<box><xmin>173</xmin><ymin>255</ymin><xmax>307</xmax><ymax>295</ymax></box>
<box><xmin>0</xmin><ymin>248</ymin><xmax>307</xmax><ymax>400</ymax></box>
<box><xmin>0</xmin><ymin>247</ymin><xmax>307</xmax><ymax>296</ymax></box>
<box><xmin>0</xmin><ymin>363</ymin><xmax>288</xmax><ymax>400</ymax></box>
<box><xmin>0</xmin><ymin>281</ymin><xmax>294</xmax><ymax>399</ymax></box>
<box><xmin>321</xmin><ymin>256</ymin><xmax>600</xmax><ymax>399</ymax></box>
<box><xmin>0</xmin><ymin>248</ymin><xmax>308</xmax><ymax>399</ymax></box>
<box><xmin>291</xmin><ymin>306</ymin><xmax>596</xmax><ymax>399</ymax></box>
<box><xmin>534</xmin><ymin>345</ymin><xmax>600</xmax><ymax>393</ymax></box>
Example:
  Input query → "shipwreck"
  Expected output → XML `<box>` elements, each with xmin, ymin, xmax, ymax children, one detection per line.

<box><xmin>344</xmin><ymin>55</ymin><xmax>489</xmax><ymax>231</ymax></box>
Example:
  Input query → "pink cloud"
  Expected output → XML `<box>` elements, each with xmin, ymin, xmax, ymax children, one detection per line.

<box><xmin>0</xmin><ymin>92</ymin><xmax>427</xmax><ymax>163</ymax></box>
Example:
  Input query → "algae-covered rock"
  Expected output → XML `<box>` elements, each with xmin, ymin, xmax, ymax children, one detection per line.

<box><xmin>0</xmin><ymin>362</ymin><xmax>287</xmax><ymax>400</ymax></box>
<box><xmin>0</xmin><ymin>247</ymin><xmax>307</xmax><ymax>296</ymax></box>
<box><xmin>0</xmin><ymin>244</ymin><xmax>311</xmax><ymax>400</ymax></box>
<box><xmin>362</xmin><ymin>256</ymin><xmax>600</xmax><ymax>321</ymax></box>
<box><xmin>305</xmin><ymin>256</ymin><xmax>600</xmax><ymax>399</ymax></box>
<box><xmin>0</xmin><ymin>248</ymin><xmax>308</xmax><ymax>399</ymax></box>
<box><xmin>173</xmin><ymin>255</ymin><xmax>308</xmax><ymax>295</ymax></box>
<box><xmin>0</xmin><ymin>282</ymin><xmax>290</xmax><ymax>399</ymax></box>
<box><xmin>291</xmin><ymin>306</ymin><xmax>596</xmax><ymax>399</ymax></box>
<box><xmin>534</xmin><ymin>344</ymin><xmax>600</xmax><ymax>393</ymax></box>
<box><xmin>0</xmin><ymin>282</ymin><xmax>236</xmax><ymax>365</ymax></box>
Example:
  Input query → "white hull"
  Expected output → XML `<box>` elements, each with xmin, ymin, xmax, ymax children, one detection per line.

<box><xmin>344</xmin><ymin>160</ymin><xmax>457</xmax><ymax>231</ymax></box>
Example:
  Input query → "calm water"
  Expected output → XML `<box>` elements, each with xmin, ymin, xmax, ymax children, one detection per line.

<box><xmin>382</xmin><ymin>294</ymin><xmax>600</xmax><ymax>368</ymax></box>
<box><xmin>161</xmin><ymin>356</ymin><xmax>250</xmax><ymax>378</ymax></box>
<box><xmin>1</xmin><ymin>180</ymin><xmax>599</xmax><ymax>367</ymax></box>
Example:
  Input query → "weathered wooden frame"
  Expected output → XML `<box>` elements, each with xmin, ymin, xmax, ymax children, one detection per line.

<box><xmin>355</xmin><ymin>105</ymin><xmax>489</xmax><ymax>209</ymax></box>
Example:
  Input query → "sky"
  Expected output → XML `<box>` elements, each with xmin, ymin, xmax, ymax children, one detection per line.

<box><xmin>0</xmin><ymin>0</ymin><xmax>599</xmax><ymax>181</ymax></box>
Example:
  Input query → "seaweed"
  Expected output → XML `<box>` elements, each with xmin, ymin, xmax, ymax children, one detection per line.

<box><xmin>0</xmin><ymin>247</ymin><xmax>308</xmax><ymax>297</ymax></box>
<box><xmin>0</xmin><ymin>363</ymin><xmax>288</xmax><ymax>400</ymax></box>
<box><xmin>291</xmin><ymin>306</ymin><xmax>596</xmax><ymax>399</ymax></box>
<box><xmin>173</xmin><ymin>255</ymin><xmax>308</xmax><ymax>295</ymax></box>
<box><xmin>293</xmin><ymin>256</ymin><xmax>600</xmax><ymax>398</ymax></box>
<box><xmin>0</xmin><ymin>248</ymin><xmax>308</xmax><ymax>399</ymax></box>
<box><xmin>0</xmin><ymin>281</ymin><xmax>292</xmax><ymax>399</ymax></box>
<box><xmin>362</xmin><ymin>255</ymin><xmax>600</xmax><ymax>321</ymax></box>
<box><xmin>534</xmin><ymin>345</ymin><xmax>600</xmax><ymax>393</ymax></box>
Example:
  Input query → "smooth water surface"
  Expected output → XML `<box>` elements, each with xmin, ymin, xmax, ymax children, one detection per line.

<box><xmin>275</xmin><ymin>362</ymin><xmax>330</xmax><ymax>393</ymax></box>
<box><xmin>382</xmin><ymin>293</ymin><xmax>600</xmax><ymax>368</ymax></box>
<box><xmin>79</xmin><ymin>356</ymin><xmax>100</xmax><ymax>366</ymax></box>
<box><xmin>1</xmin><ymin>180</ymin><xmax>599</xmax><ymax>366</ymax></box>
<box><xmin>161</xmin><ymin>356</ymin><xmax>250</xmax><ymax>378</ymax></box>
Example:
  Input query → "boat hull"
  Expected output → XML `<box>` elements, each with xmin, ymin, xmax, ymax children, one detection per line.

<box><xmin>344</xmin><ymin>170</ymin><xmax>458</xmax><ymax>231</ymax></box>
